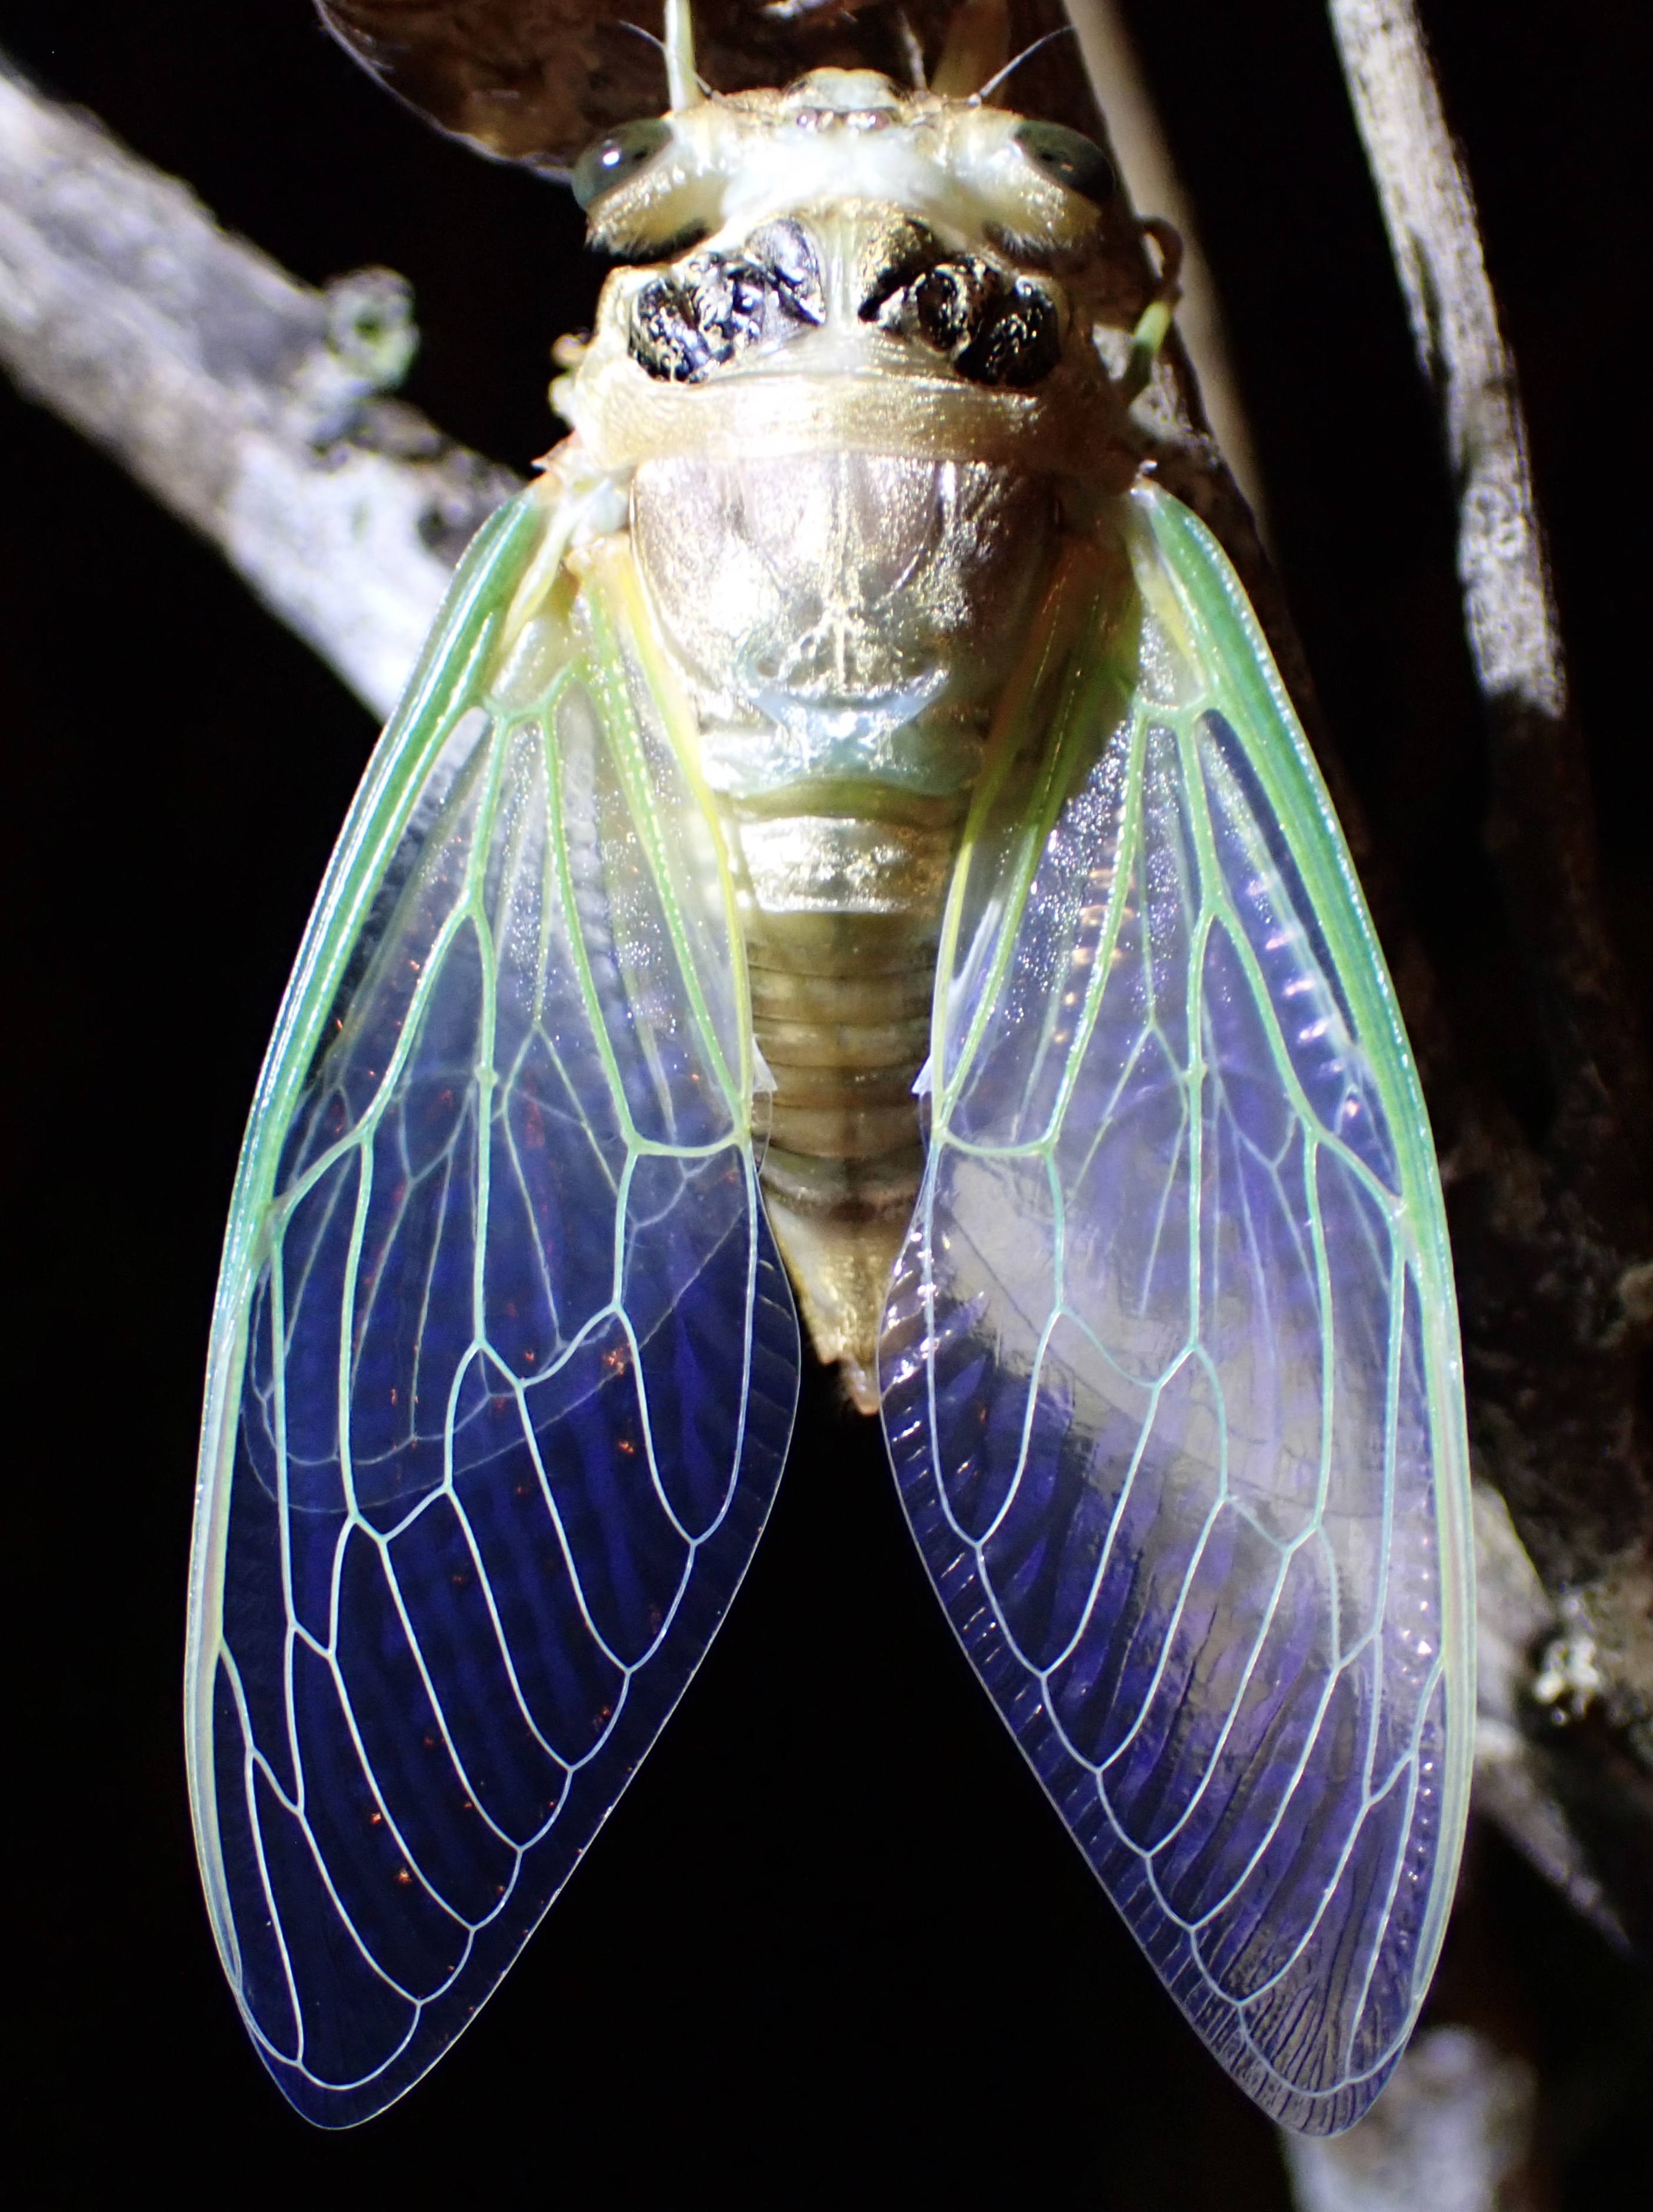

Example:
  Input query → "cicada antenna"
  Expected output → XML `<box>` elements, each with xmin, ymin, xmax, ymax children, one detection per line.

<box><xmin>619</xmin><ymin>16</ymin><xmax>711</xmax><ymax>101</ymax></box>
<box><xmin>934</xmin><ymin>0</ymin><xmax>1074</xmax><ymax>104</ymax></box>
<box><xmin>931</xmin><ymin>0</ymin><xmax>1009</xmax><ymax>98</ymax></box>
<box><xmin>974</xmin><ymin>26</ymin><xmax>1076</xmax><ymax>105</ymax></box>
<box><xmin>664</xmin><ymin>0</ymin><xmax>705</xmax><ymax>112</ymax></box>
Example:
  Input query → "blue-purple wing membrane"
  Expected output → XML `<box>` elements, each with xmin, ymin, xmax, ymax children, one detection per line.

<box><xmin>186</xmin><ymin>490</ymin><xmax>800</xmax><ymax>2124</ymax></box>
<box><xmin>881</xmin><ymin>485</ymin><xmax>1473</xmax><ymax>2134</ymax></box>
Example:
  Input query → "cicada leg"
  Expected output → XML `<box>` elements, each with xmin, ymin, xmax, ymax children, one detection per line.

<box><xmin>1123</xmin><ymin>216</ymin><xmax>1186</xmax><ymax>401</ymax></box>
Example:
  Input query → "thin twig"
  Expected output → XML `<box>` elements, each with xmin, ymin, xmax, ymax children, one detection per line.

<box><xmin>1065</xmin><ymin>0</ymin><xmax>1269</xmax><ymax>533</ymax></box>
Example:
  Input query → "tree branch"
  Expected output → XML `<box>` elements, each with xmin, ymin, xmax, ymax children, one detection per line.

<box><xmin>1328</xmin><ymin>0</ymin><xmax>1653</xmax><ymax>1946</ymax></box>
<box><xmin>0</xmin><ymin>54</ymin><xmax>518</xmax><ymax>719</ymax></box>
<box><xmin>1328</xmin><ymin>0</ymin><xmax>1565</xmax><ymax>727</ymax></box>
<box><xmin>1282</xmin><ymin>2024</ymin><xmax>1541</xmax><ymax>2211</ymax></box>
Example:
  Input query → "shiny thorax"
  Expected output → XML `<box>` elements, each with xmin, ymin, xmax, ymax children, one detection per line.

<box><xmin>549</xmin><ymin>68</ymin><xmax>1140</xmax><ymax>1402</ymax></box>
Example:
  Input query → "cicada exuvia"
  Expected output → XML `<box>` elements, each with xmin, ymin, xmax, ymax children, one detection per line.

<box><xmin>185</xmin><ymin>0</ymin><xmax>1474</xmax><ymax>2134</ymax></box>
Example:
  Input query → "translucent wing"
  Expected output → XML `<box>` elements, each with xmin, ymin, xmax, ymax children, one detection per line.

<box><xmin>881</xmin><ymin>484</ymin><xmax>1473</xmax><ymax>2134</ymax></box>
<box><xmin>185</xmin><ymin>485</ymin><xmax>800</xmax><ymax>2126</ymax></box>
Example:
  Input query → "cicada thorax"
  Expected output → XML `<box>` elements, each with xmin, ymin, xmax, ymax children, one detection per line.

<box><xmin>555</xmin><ymin>69</ymin><xmax>1140</xmax><ymax>1403</ymax></box>
<box><xmin>632</xmin><ymin>441</ymin><xmax>1055</xmax><ymax>1404</ymax></box>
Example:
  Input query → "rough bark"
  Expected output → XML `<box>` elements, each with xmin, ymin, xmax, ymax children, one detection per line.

<box><xmin>1328</xmin><ymin>0</ymin><xmax>1653</xmax><ymax>1954</ymax></box>
<box><xmin>0</xmin><ymin>55</ymin><xmax>518</xmax><ymax>718</ymax></box>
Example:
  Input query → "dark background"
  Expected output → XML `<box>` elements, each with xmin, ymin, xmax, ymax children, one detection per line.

<box><xmin>3</xmin><ymin>2</ymin><xmax>1647</xmax><ymax>2203</ymax></box>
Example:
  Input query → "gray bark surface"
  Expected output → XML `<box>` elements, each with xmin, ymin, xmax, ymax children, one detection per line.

<box><xmin>1327</xmin><ymin>0</ymin><xmax>1653</xmax><ymax>1963</ymax></box>
<box><xmin>0</xmin><ymin>56</ymin><xmax>518</xmax><ymax>718</ymax></box>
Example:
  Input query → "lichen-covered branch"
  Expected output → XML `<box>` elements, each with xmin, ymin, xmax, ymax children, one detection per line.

<box><xmin>0</xmin><ymin>55</ymin><xmax>518</xmax><ymax>718</ymax></box>
<box><xmin>1328</xmin><ymin>0</ymin><xmax>1653</xmax><ymax>1947</ymax></box>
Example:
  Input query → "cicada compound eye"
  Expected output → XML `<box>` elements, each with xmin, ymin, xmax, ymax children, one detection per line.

<box><xmin>572</xmin><ymin>118</ymin><xmax>673</xmax><ymax>210</ymax></box>
<box><xmin>1012</xmin><ymin>121</ymin><xmax>1117</xmax><ymax>207</ymax></box>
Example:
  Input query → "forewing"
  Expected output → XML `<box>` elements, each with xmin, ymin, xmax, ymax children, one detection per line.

<box><xmin>185</xmin><ymin>488</ymin><xmax>799</xmax><ymax>2125</ymax></box>
<box><xmin>881</xmin><ymin>485</ymin><xmax>1473</xmax><ymax>2134</ymax></box>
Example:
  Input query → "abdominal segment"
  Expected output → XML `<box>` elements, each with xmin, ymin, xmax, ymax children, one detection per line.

<box><xmin>739</xmin><ymin>807</ymin><xmax>959</xmax><ymax>1412</ymax></box>
<box><xmin>630</xmin><ymin>448</ymin><xmax>1057</xmax><ymax>1406</ymax></box>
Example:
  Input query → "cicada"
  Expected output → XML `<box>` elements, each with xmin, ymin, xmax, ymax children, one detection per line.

<box><xmin>185</xmin><ymin>0</ymin><xmax>1474</xmax><ymax>2134</ymax></box>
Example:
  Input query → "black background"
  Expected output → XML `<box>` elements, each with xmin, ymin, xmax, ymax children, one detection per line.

<box><xmin>4</xmin><ymin>2</ymin><xmax>1648</xmax><ymax>2204</ymax></box>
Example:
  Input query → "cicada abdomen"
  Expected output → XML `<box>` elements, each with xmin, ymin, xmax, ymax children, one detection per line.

<box><xmin>188</xmin><ymin>0</ymin><xmax>1473</xmax><ymax>2134</ymax></box>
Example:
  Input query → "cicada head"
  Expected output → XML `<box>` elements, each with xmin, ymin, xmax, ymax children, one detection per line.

<box><xmin>558</xmin><ymin>67</ymin><xmax>1141</xmax><ymax>488</ymax></box>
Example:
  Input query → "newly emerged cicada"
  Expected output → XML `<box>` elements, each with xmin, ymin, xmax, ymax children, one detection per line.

<box><xmin>185</xmin><ymin>0</ymin><xmax>1474</xmax><ymax>2134</ymax></box>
